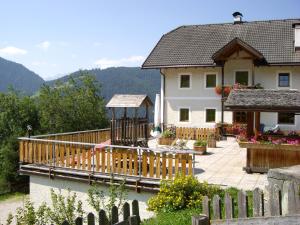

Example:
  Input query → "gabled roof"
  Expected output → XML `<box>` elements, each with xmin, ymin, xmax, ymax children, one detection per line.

<box><xmin>106</xmin><ymin>94</ymin><xmax>153</xmax><ymax>108</ymax></box>
<box><xmin>142</xmin><ymin>19</ymin><xmax>300</xmax><ymax>68</ymax></box>
<box><xmin>212</xmin><ymin>37</ymin><xmax>265</xmax><ymax>63</ymax></box>
<box><xmin>224</xmin><ymin>89</ymin><xmax>300</xmax><ymax>112</ymax></box>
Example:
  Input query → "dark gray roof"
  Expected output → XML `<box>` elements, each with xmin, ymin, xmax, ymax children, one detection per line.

<box><xmin>106</xmin><ymin>94</ymin><xmax>153</xmax><ymax>108</ymax></box>
<box><xmin>142</xmin><ymin>19</ymin><xmax>300</xmax><ymax>68</ymax></box>
<box><xmin>224</xmin><ymin>89</ymin><xmax>300</xmax><ymax>112</ymax></box>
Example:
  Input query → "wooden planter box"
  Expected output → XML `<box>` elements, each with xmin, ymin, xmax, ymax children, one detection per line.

<box><xmin>207</xmin><ymin>138</ymin><xmax>216</xmax><ymax>148</ymax></box>
<box><xmin>193</xmin><ymin>146</ymin><xmax>207</xmax><ymax>155</ymax></box>
<box><xmin>239</xmin><ymin>141</ymin><xmax>300</xmax><ymax>173</ymax></box>
<box><xmin>158</xmin><ymin>137</ymin><xmax>175</xmax><ymax>145</ymax></box>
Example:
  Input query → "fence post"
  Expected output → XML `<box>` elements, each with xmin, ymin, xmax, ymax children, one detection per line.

<box><xmin>75</xmin><ymin>217</ymin><xmax>83</xmax><ymax>225</ymax></box>
<box><xmin>123</xmin><ymin>202</ymin><xmax>130</xmax><ymax>221</ymax></box>
<box><xmin>192</xmin><ymin>215</ymin><xmax>210</xmax><ymax>225</ymax></box>
<box><xmin>111</xmin><ymin>205</ymin><xmax>119</xmax><ymax>224</ymax></box>
<box><xmin>282</xmin><ymin>181</ymin><xmax>298</xmax><ymax>215</ymax></box>
<box><xmin>269</xmin><ymin>184</ymin><xmax>281</xmax><ymax>216</ymax></box>
<box><xmin>225</xmin><ymin>192</ymin><xmax>233</xmax><ymax>219</ymax></box>
<box><xmin>212</xmin><ymin>195</ymin><xmax>221</xmax><ymax>220</ymax></box>
<box><xmin>253</xmin><ymin>187</ymin><xmax>264</xmax><ymax>217</ymax></box>
<box><xmin>202</xmin><ymin>196</ymin><xmax>210</xmax><ymax>219</ymax></box>
<box><xmin>99</xmin><ymin>209</ymin><xmax>108</xmax><ymax>225</ymax></box>
<box><xmin>132</xmin><ymin>200</ymin><xmax>140</xmax><ymax>223</ymax></box>
<box><xmin>238</xmin><ymin>190</ymin><xmax>248</xmax><ymax>218</ymax></box>
<box><xmin>87</xmin><ymin>212</ymin><xmax>95</xmax><ymax>225</ymax></box>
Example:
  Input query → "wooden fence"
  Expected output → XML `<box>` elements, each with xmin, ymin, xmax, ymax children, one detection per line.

<box><xmin>32</xmin><ymin>128</ymin><xmax>111</xmax><ymax>143</ymax></box>
<box><xmin>19</xmin><ymin>138</ymin><xmax>195</xmax><ymax>180</ymax></box>
<box><xmin>175</xmin><ymin>127</ymin><xmax>217</xmax><ymax>140</ymax></box>
<box><xmin>61</xmin><ymin>200</ymin><xmax>140</xmax><ymax>225</ymax></box>
<box><xmin>192</xmin><ymin>181</ymin><xmax>300</xmax><ymax>225</ymax></box>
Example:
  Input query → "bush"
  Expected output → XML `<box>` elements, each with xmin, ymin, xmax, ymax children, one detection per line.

<box><xmin>147</xmin><ymin>175</ymin><xmax>222</xmax><ymax>212</ymax></box>
<box><xmin>193</xmin><ymin>140</ymin><xmax>207</xmax><ymax>147</ymax></box>
<box><xmin>161</xmin><ymin>129</ymin><xmax>175</xmax><ymax>138</ymax></box>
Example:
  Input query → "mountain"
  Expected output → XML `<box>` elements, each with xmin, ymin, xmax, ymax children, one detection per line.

<box><xmin>0</xmin><ymin>57</ymin><xmax>44</xmax><ymax>94</ymax></box>
<box><xmin>46</xmin><ymin>67</ymin><xmax>161</xmax><ymax>104</ymax></box>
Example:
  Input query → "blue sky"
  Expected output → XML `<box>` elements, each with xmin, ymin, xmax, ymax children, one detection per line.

<box><xmin>0</xmin><ymin>0</ymin><xmax>299</xmax><ymax>80</ymax></box>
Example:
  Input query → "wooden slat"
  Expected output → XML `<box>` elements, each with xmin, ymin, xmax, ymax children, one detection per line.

<box><xmin>122</xmin><ymin>150</ymin><xmax>127</xmax><ymax>175</ymax></box>
<box><xmin>188</xmin><ymin>155</ymin><xmax>193</xmax><ymax>175</ymax></box>
<box><xmin>168</xmin><ymin>154</ymin><xmax>173</xmax><ymax>179</ymax></box>
<box><xmin>49</xmin><ymin>143</ymin><xmax>53</xmax><ymax>165</ymax></box>
<box><xmin>142</xmin><ymin>151</ymin><xmax>148</xmax><ymax>177</ymax></box>
<box><xmin>175</xmin><ymin>154</ymin><xmax>179</xmax><ymax>175</ymax></box>
<box><xmin>162</xmin><ymin>153</ymin><xmax>166</xmax><ymax>179</ymax></box>
<box><xmin>107</xmin><ymin>149</ymin><xmax>111</xmax><ymax>173</ymax></box>
<box><xmin>76</xmin><ymin>147</ymin><xmax>81</xmax><ymax>169</ymax></box>
<box><xmin>87</xmin><ymin>149</ymin><xmax>91</xmax><ymax>171</ymax></box>
<box><xmin>117</xmin><ymin>150</ymin><xmax>122</xmax><ymax>174</ymax></box>
<box><xmin>38</xmin><ymin>143</ymin><xmax>42</xmax><ymax>163</ymax></box>
<box><xmin>128</xmin><ymin>149</ymin><xmax>133</xmax><ymax>175</ymax></box>
<box><xmin>66</xmin><ymin>145</ymin><xmax>70</xmax><ymax>167</ymax></box>
<box><xmin>24</xmin><ymin>141</ymin><xmax>28</xmax><ymax>162</ymax></box>
<box><xmin>71</xmin><ymin>146</ymin><xmax>75</xmax><ymax>168</ymax></box>
<box><xmin>156</xmin><ymin>153</ymin><xmax>160</xmax><ymax>178</ymax></box>
<box><xmin>112</xmin><ymin>150</ymin><xmax>116</xmax><ymax>173</ymax></box>
<box><xmin>55</xmin><ymin>144</ymin><xmax>59</xmax><ymax>166</ymax></box>
<box><xmin>96</xmin><ymin>149</ymin><xmax>100</xmax><ymax>171</ymax></box>
<box><xmin>101</xmin><ymin>148</ymin><xmax>106</xmax><ymax>173</ymax></box>
<box><xmin>19</xmin><ymin>141</ymin><xmax>24</xmax><ymax>162</ymax></box>
<box><xmin>82</xmin><ymin>149</ymin><xmax>86</xmax><ymax>170</ymax></box>
<box><xmin>181</xmin><ymin>154</ymin><xmax>187</xmax><ymax>176</ymax></box>
<box><xmin>60</xmin><ymin>145</ymin><xmax>65</xmax><ymax>167</ymax></box>
<box><xmin>149</xmin><ymin>152</ymin><xmax>154</xmax><ymax>178</ymax></box>
<box><xmin>133</xmin><ymin>150</ymin><xmax>138</xmax><ymax>176</ymax></box>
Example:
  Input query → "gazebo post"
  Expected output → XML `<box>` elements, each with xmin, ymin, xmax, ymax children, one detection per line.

<box><xmin>133</xmin><ymin>108</ymin><xmax>138</xmax><ymax>145</ymax></box>
<box><xmin>145</xmin><ymin>104</ymin><xmax>149</xmax><ymax>142</ymax></box>
<box><xmin>111</xmin><ymin>108</ymin><xmax>116</xmax><ymax>144</ymax></box>
<box><xmin>247</xmin><ymin>112</ymin><xmax>254</xmax><ymax>138</ymax></box>
<box><xmin>254</xmin><ymin>111</ymin><xmax>260</xmax><ymax>139</ymax></box>
<box><xmin>122</xmin><ymin>107</ymin><xmax>127</xmax><ymax>142</ymax></box>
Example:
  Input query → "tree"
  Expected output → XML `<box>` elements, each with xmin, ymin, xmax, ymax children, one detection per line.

<box><xmin>38</xmin><ymin>72</ymin><xmax>108</xmax><ymax>133</ymax></box>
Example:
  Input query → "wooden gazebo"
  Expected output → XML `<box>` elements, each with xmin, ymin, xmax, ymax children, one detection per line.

<box><xmin>106</xmin><ymin>94</ymin><xmax>153</xmax><ymax>147</ymax></box>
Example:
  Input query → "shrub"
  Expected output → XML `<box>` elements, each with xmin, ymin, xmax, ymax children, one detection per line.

<box><xmin>147</xmin><ymin>175</ymin><xmax>222</xmax><ymax>212</ymax></box>
<box><xmin>193</xmin><ymin>140</ymin><xmax>207</xmax><ymax>147</ymax></box>
<box><xmin>161</xmin><ymin>129</ymin><xmax>175</xmax><ymax>139</ymax></box>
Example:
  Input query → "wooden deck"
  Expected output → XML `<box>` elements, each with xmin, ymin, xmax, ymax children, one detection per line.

<box><xmin>19</xmin><ymin>129</ymin><xmax>196</xmax><ymax>189</ymax></box>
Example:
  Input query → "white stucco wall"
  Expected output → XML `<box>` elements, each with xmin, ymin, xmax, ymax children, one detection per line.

<box><xmin>161</xmin><ymin>54</ymin><xmax>300</xmax><ymax>130</ymax></box>
<box><xmin>29</xmin><ymin>175</ymin><xmax>155</xmax><ymax>221</ymax></box>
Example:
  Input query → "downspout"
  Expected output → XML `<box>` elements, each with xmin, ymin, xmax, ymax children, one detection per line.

<box><xmin>160</xmin><ymin>69</ymin><xmax>166</xmax><ymax>131</ymax></box>
<box><xmin>221</xmin><ymin>63</ymin><xmax>225</xmax><ymax>137</ymax></box>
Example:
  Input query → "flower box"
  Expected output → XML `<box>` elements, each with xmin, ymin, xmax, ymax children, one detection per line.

<box><xmin>158</xmin><ymin>137</ymin><xmax>175</xmax><ymax>146</ymax></box>
<box><xmin>193</xmin><ymin>146</ymin><xmax>207</xmax><ymax>155</ymax></box>
<box><xmin>239</xmin><ymin>141</ymin><xmax>300</xmax><ymax>151</ymax></box>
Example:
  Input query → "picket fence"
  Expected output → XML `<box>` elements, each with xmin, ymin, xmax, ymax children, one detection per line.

<box><xmin>192</xmin><ymin>181</ymin><xmax>300</xmax><ymax>225</ymax></box>
<box><xmin>61</xmin><ymin>200</ymin><xmax>140</xmax><ymax>225</ymax></box>
<box><xmin>175</xmin><ymin>127</ymin><xmax>217</xmax><ymax>140</ymax></box>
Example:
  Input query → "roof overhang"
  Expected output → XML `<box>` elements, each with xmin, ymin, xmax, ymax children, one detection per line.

<box><xmin>212</xmin><ymin>38</ymin><xmax>265</xmax><ymax>64</ymax></box>
<box><xmin>224</xmin><ymin>89</ymin><xmax>300</xmax><ymax>113</ymax></box>
<box><xmin>106</xmin><ymin>94</ymin><xmax>153</xmax><ymax>108</ymax></box>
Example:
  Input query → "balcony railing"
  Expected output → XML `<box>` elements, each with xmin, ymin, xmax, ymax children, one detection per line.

<box><xmin>18</xmin><ymin>129</ymin><xmax>196</xmax><ymax>188</ymax></box>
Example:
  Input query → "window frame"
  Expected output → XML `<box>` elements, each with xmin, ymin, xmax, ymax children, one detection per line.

<box><xmin>233</xmin><ymin>111</ymin><xmax>248</xmax><ymax>123</ymax></box>
<box><xmin>178</xmin><ymin>107</ymin><xmax>191</xmax><ymax>123</ymax></box>
<box><xmin>178</xmin><ymin>74</ymin><xmax>192</xmax><ymax>89</ymax></box>
<box><xmin>234</xmin><ymin>70</ymin><xmax>250</xmax><ymax>86</ymax></box>
<box><xmin>205</xmin><ymin>108</ymin><xmax>216</xmax><ymax>123</ymax></box>
<box><xmin>277</xmin><ymin>112</ymin><xmax>295</xmax><ymax>125</ymax></box>
<box><xmin>204</xmin><ymin>72</ymin><xmax>218</xmax><ymax>89</ymax></box>
<box><xmin>277</xmin><ymin>72</ymin><xmax>291</xmax><ymax>88</ymax></box>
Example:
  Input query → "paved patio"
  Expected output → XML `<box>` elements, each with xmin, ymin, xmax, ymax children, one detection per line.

<box><xmin>151</xmin><ymin>137</ymin><xmax>268</xmax><ymax>190</ymax></box>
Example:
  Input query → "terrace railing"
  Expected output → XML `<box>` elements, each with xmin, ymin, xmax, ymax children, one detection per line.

<box><xmin>18</xmin><ymin>134</ymin><xmax>196</xmax><ymax>185</ymax></box>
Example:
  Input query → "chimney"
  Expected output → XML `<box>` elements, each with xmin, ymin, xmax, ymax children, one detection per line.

<box><xmin>232</xmin><ymin>12</ymin><xmax>243</xmax><ymax>24</ymax></box>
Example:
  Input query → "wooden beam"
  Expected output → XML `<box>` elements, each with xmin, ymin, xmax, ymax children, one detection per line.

<box><xmin>247</xmin><ymin>112</ymin><xmax>254</xmax><ymax>138</ymax></box>
<box><xmin>254</xmin><ymin>112</ymin><xmax>260</xmax><ymax>139</ymax></box>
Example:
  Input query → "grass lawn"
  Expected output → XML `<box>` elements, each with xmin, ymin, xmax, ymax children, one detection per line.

<box><xmin>142</xmin><ymin>208</ymin><xmax>200</xmax><ymax>225</ymax></box>
<box><xmin>0</xmin><ymin>192</ymin><xmax>26</xmax><ymax>202</ymax></box>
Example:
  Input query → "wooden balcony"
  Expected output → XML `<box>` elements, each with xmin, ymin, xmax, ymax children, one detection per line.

<box><xmin>18</xmin><ymin>129</ymin><xmax>196</xmax><ymax>190</ymax></box>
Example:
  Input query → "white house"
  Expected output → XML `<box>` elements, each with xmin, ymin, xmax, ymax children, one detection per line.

<box><xmin>142</xmin><ymin>13</ymin><xmax>300</xmax><ymax>131</ymax></box>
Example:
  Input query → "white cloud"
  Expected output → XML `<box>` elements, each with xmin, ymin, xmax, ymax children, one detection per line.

<box><xmin>37</xmin><ymin>41</ymin><xmax>50</xmax><ymax>51</ymax></box>
<box><xmin>0</xmin><ymin>46</ymin><xmax>27</xmax><ymax>56</ymax></box>
<box><xmin>94</xmin><ymin>55</ymin><xmax>145</xmax><ymax>69</ymax></box>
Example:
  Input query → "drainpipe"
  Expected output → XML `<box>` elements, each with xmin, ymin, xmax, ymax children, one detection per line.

<box><xmin>160</xmin><ymin>69</ymin><xmax>166</xmax><ymax>131</ymax></box>
<box><xmin>221</xmin><ymin>63</ymin><xmax>225</xmax><ymax>137</ymax></box>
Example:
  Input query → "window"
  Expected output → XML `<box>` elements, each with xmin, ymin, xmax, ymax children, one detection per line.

<box><xmin>278</xmin><ymin>73</ymin><xmax>290</xmax><ymax>87</ymax></box>
<box><xmin>235</xmin><ymin>71</ymin><xmax>249</xmax><ymax>86</ymax></box>
<box><xmin>179</xmin><ymin>108</ymin><xmax>189</xmax><ymax>122</ymax></box>
<box><xmin>233</xmin><ymin>112</ymin><xmax>247</xmax><ymax>123</ymax></box>
<box><xmin>206</xmin><ymin>109</ymin><xmax>216</xmax><ymax>123</ymax></box>
<box><xmin>206</xmin><ymin>74</ymin><xmax>217</xmax><ymax>88</ymax></box>
<box><xmin>180</xmin><ymin>75</ymin><xmax>190</xmax><ymax>88</ymax></box>
<box><xmin>278</xmin><ymin>113</ymin><xmax>295</xmax><ymax>124</ymax></box>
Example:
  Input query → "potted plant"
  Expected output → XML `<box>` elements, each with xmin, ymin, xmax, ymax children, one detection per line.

<box><xmin>159</xmin><ymin>129</ymin><xmax>176</xmax><ymax>145</ymax></box>
<box><xmin>193</xmin><ymin>140</ymin><xmax>207</xmax><ymax>155</ymax></box>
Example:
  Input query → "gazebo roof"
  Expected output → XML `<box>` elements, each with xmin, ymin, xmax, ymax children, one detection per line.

<box><xmin>224</xmin><ymin>89</ymin><xmax>300</xmax><ymax>112</ymax></box>
<box><xmin>106</xmin><ymin>94</ymin><xmax>153</xmax><ymax>108</ymax></box>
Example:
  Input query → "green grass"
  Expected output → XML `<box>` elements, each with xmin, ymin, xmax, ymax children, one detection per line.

<box><xmin>142</xmin><ymin>208</ymin><xmax>200</xmax><ymax>225</ymax></box>
<box><xmin>0</xmin><ymin>192</ymin><xmax>26</xmax><ymax>202</ymax></box>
